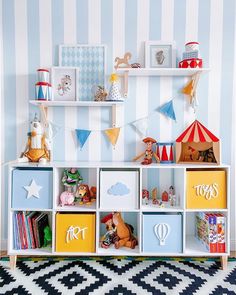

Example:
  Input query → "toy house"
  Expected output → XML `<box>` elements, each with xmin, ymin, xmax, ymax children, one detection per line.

<box><xmin>175</xmin><ymin>120</ymin><xmax>220</xmax><ymax>164</ymax></box>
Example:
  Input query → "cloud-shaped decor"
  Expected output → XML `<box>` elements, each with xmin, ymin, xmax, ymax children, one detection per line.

<box><xmin>107</xmin><ymin>182</ymin><xmax>130</xmax><ymax>196</ymax></box>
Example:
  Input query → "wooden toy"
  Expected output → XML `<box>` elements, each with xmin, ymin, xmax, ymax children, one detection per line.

<box><xmin>142</xmin><ymin>189</ymin><xmax>149</xmax><ymax>205</ymax></box>
<box><xmin>114</xmin><ymin>52</ymin><xmax>132</xmax><ymax>69</ymax></box>
<box><xmin>113</xmin><ymin>212</ymin><xmax>138</xmax><ymax>249</ymax></box>
<box><xmin>133</xmin><ymin>137</ymin><xmax>160</xmax><ymax>165</ymax></box>
<box><xmin>100</xmin><ymin>213</ymin><xmax>118</xmax><ymax>249</ymax></box>
<box><xmin>18</xmin><ymin>114</ymin><xmax>50</xmax><ymax>163</ymax></box>
<box><xmin>156</xmin><ymin>142</ymin><xmax>174</xmax><ymax>163</ymax></box>
<box><xmin>175</xmin><ymin>120</ymin><xmax>220</xmax><ymax>164</ymax></box>
<box><xmin>131</xmin><ymin>63</ymin><xmax>141</xmax><ymax>68</ymax></box>
<box><xmin>162</xmin><ymin>191</ymin><xmax>169</xmax><ymax>202</ymax></box>
<box><xmin>37</xmin><ymin>68</ymin><xmax>50</xmax><ymax>83</ymax></box>
<box><xmin>152</xmin><ymin>188</ymin><xmax>158</xmax><ymax>205</ymax></box>
<box><xmin>60</xmin><ymin>191</ymin><xmax>75</xmax><ymax>206</ymax></box>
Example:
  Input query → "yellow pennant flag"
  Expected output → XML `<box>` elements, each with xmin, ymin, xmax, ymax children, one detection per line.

<box><xmin>104</xmin><ymin>127</ymin><xmax>120</xmax><ymax>147</ymax></box>
<box><xmin>182</xmin><ymin>79</ymin><xmax>194</xmax><ymax>96</ymax></box>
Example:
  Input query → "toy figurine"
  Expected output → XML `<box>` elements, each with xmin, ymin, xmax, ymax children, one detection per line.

<box><xmin>18</xmin><ymin>114</ymin><xmax>50</xmax><ymax>163</ymax></box>
<box><xmin>152</xmin><ymin>188</ymin><xmax>159</xmax><ymax>205</ymax></box>
<box><xmin>76</xmin><ymin>184</ymin><xmax>92</xmax><ymax>205</ymax></box>
<box><xmin>62</xmin><ymin>168</ymin><xmax>83</xmax><ymax>193</ymax></box>
<box><xmin>101</xmin><ymin>213</ymin><xmax>118</xmax><ymax>249</ymax></box>
<box><xmin>142</xmin><ymin>189</ymin><xmax>149</xmax><ymax>205</ymax></box>
<box><xmin>133</xmin><ymin>137</ymin><xmax>160</xmax><ymax>165</ymax></box>
<box><xmin>114</xmin><ymin>52</ymin><xmax>132</xmax><ymax>69</ymax></box>
<box><xmin>113</xmin><ymin>212</ymin><xmax>138</xmax><ymax>249</ymax></box>
<box><xmin>162</xmin><ymin>191</ymin><xmax>169</xmax><ymax>202</ymax></box>
<box><xmin>60</xmin><ymin>191</ymin><xmax>75</xmax><ymax>206</ymax></box>
<box><xmin>168</xmin><ymin>185</ymin><xmax>176</xmax><ymax>207</ymax></box>
<box><xmin>43</xmin><ymin>226</ymin><xmax>52</xmax><ymax>247</ymax></box>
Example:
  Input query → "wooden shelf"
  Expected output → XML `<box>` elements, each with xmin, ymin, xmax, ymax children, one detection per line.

<box><xmin>29</xmin><ymin>100</ymin><xmax>124</xmax><ymax>107</ymax></box>
<box><xmin>116</xmin><ymin>67</ymin><xmax>210</xmax><ymax>77</ymax></box>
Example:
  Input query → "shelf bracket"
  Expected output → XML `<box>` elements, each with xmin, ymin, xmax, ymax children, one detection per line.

<box><xmin>112</xmin><ymin>105</ymin><xmax>117</xmax><ymax>127</ymax></box>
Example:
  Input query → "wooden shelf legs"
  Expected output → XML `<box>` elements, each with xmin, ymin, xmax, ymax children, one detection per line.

<box><xmin>220</xmin><ymin>256</ymin><xmax>228</xmax><ymax>270</ymax></box>
<box><xmin>9</xmin><ymin>255</ymin><xmax>17</xmax><ymax>270</ymax></box>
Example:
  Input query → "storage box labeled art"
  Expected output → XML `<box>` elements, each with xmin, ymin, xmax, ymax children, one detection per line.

<box><xmin>55</xmin><ymin>213</ymin><xmax>96</xmax><ymax>252</ymax></box>
<box><xmin>12</xmin><ymin>168</ymin><xmax>53</xmax><ymax>209</ymax></box>
<box><xmin>186</xmin><ymin>170</ymin><xmax>226</xmax><ymax>209</ymax></box>
<box><xmin>99</xmin><ymin>169</ymin><xmax>139</xmax><ymax>210</ymax></box>
<box><xmin>142</xmin><ymin>213</ymin><xmax>183</xmax><ymax>253</ymax></box>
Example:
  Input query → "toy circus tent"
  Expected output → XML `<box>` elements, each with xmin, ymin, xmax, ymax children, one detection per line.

<box><xmin>175</xmin><ymin>120</ymin><xmax>220</xmax><ymax>164</ymax></box>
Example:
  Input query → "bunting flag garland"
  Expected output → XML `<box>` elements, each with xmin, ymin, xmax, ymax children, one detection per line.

<box><xmin>181</xmin><ymin>73</ymin><xmax>200</xmax><ymax>112</ymax></box>
<box><xmin>104</xmin><ymin>127</ymin><xmax>121</xmax><ymax>147</ymax></box>
<box><xmin>131</xmin><ymin>118</ymin><xmax>148</xmax><ymax>138</ymax></box>
<box><xmin>48</xmin><ymin>122</ymin><xmax>62</xmax><ymax>139</ymax></box>
<box><xmin>75</xmin><ymin>129</ymin><xmax>91</xmax><ymax>149</ymax></box>
<box><xmin>158</xmin><ymin>100</ymin><xmax>176</xmax><ymax>121</ymax></box>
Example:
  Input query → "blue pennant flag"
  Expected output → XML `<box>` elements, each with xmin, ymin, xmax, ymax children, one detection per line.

<box><xmin>158</xmin><ymin>100</ymin><xmax>176</xmax><ymax>121</ymax></box>
<box><xmin>75</xmin><ymin>129</ymin><xmax>91</xmax><ymax>149</ymax></box>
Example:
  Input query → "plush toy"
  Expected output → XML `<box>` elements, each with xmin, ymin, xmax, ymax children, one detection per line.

<box><xmin>112</xmin><ymin>212</ymin><xmax>138</xmax><ymax>249</ymax></box>
<box><xmin>18</xmin><ymin>114</ymin><xmax>50</xmax><ymax>163</ymax></box>
<box><xmin>43</xmin><ymin>226</ymin><xmax>52</xmax><ymax>247</ymax></box>
<box><xmin>60</xmin><ymin>191</ymin><xmax>75</xmax><ymax>206</ymax></box>
<box><xmin>100</xmin><ymin>213</ymin><xmax>118</xmax><ymax>249</ymax></box>
<box><xmin>76</xmin><ymin>184</ymin><xmax>91</xmax><ymax>205</ymax></box>
<box><xmin>133</xmin><ymin>137</ymin><xmax>160</xmax><ymax>165</ymax></box>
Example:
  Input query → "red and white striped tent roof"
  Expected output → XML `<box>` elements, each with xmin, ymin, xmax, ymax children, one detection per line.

<box><xmin>176</xmin><ymin>120</ymin><xmax>219</xmax><ymax>143</ymax></box>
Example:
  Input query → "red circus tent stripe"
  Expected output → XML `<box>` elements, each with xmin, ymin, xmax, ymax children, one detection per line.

<box><xmin>176</xmin><ymin>120</ymin><xmax>219</xmax><ymax>143</ymax></box>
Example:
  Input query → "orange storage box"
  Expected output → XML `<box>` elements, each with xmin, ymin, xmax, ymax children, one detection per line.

<box><xmin>186</xmin><ymin>170</ymin><xmax>226</xmax><ymax>209</ymax></box>
<box><xmin>56</xmin><ymin>213</ymin><xmax>96</xmax><ymax>253</ymax></box>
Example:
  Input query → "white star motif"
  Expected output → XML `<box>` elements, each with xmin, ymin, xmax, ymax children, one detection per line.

<box><xmin>23</xmin><ymin>179</ymin><xmax>42</xmax><ymax>199</ymax></box>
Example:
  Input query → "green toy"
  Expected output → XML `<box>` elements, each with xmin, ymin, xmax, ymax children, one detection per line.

<box><xmin>43</xmin><ymin>226</ymin><xmax>52</xmax><ymax>247</ymax></box>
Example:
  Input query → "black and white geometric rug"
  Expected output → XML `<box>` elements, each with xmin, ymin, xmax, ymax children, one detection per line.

<box><xmin>1</xmin><ymin>259</ymin><xmax>236</xmax><ymax>294</ymax></box>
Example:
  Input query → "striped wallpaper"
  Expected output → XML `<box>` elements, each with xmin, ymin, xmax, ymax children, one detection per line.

<box><xmin>1</xmin><ymin>0</ymin><xmax>236</xmax><ymax>247</ymax></box>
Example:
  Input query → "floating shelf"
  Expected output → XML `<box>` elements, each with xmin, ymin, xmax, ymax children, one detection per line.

<box><xmin>29</xmin><ymin>100</ymin><xmax>124</xmax><ymax>127</ymax></box>
<box><xmin>116</xmin><ymin>67</ymin><xmax>210</xmax><ymax>77</ymax></box>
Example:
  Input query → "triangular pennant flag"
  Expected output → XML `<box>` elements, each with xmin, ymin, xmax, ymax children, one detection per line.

<box><xmin>48</xmin><ymin>121</ymin><xmax>62</xmax><ymax>139</ymax></box>
<box><xmin>182</xmin><ymin>79</ymin><xmax>194</xmax><ymax>96</ymax></box>
<box><xmin>158</xmin><ymin>100</ymin><xmax>176</xmax><ymax>121</ymax></box>
<box><xmin>75</xmin><ymin>129</ymin><xmax>91</xmax><ymax>149</ymax></box>
<box><xmin>131</xmin><ymin>118</ymin><xmax>148</xmax><ymax>137</ymax></box>
<box><xmin>104</xmin><ymin>127</ymin><xmax>120</xmax><ymax>147</ymax></box>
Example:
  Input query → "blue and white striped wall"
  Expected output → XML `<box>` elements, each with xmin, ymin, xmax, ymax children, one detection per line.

<box><xmin>1</xmin><ymin>0</ymin><xmax>236</xmax><ymax>248</ymax></box>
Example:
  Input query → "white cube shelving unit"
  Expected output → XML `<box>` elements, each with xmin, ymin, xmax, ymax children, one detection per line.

<box><xmin>8</xmin><ymin>161</ymin><xmax>230</xmax><ymax>269</ymax></box>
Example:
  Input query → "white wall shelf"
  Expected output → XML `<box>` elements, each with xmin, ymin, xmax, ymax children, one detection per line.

<box><xmin>29</xmin><ymin>100</ymin><xmax>124</xmax><ymax>127</ymax></box>
<box><xmin>8</xmin><ymin>161</ymin><xmax>230</xmax><ymax>270</ymax></box>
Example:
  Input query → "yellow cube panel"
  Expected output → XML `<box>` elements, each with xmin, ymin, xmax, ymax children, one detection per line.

<box><xmin>56</xmin><ymin>213</ymin><xmax>96</xmax><ymax>253</ymax></box>
<box><xmin>186</xmin><ymin>171</ymin><xmax>226</xmax><ymax>209</ymax></box>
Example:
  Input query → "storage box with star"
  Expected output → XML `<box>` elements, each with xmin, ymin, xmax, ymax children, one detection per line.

<box><xmin>11</xmin><ymin>168</ymin><xmax>53</xmax><ymax>209</ymax></box>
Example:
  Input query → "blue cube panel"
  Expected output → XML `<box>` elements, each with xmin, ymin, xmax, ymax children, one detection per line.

<box><xmin>143</xmin><ymin>213</ymin><xmax>183</xmax><ymax>253</ymax></box>
<box><xmin>12</xmin><ymin>168</ymin><xmax>52</xmax><ymax>209</ymax></box>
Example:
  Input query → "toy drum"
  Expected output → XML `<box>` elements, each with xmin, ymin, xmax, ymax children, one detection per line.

<box><xmin>156</xmin><ymin>142</ymin><xmax>174</xmax><ymax>163</ymax></box>
<box><xmin>37</xmin><ymin>69</ymin><xmax>50</xmax><ymax>83</ymax></box>
<box><xmin>185</xmin><ymin>42</ymin><xmax>199</xmax><ymax>52</ymax></box>
<box><xmin>35</xmin><ymin>82</ymin><xmax>49</xmax><ymax>100</ymax></box>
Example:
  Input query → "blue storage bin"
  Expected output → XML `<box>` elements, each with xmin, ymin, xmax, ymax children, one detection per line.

<box><xmin>12</xmin><ymin>168</ymin><xmax>53</xmax><ymax>209</ymax></box>
<box><xmin>143</xmin><ymin>213</ymin><xmax>183</xmax><ymax>253</ymax></box>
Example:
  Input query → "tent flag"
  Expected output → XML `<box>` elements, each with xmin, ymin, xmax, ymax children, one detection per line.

<box><xmin>104</xmin><ymin>127</ymin><xmax>121</xmax><ymax>147</ymax></box>
<box><xmin>131</xmin><ymin>118</ymin><xmax>148</xmax><ymax>137</ymax></box>
<box><xmin>158</xmin><ymin>100</ymin><xmax>176</xmax><ymax>121</ymax></box>
<box><xmin>75</xmin><ymin>129</ymin><xmax>91</xmax><ymax>149</ymax></box>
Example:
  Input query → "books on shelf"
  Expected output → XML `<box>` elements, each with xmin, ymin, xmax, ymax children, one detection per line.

<box><xmin>195</xmin><ymin>212</ymin><xmax>226</xmax><ymax>253</ymax></box>
<box><xmin>13</xmin><ymin>211</ymin><xmax>50</xmax><ymax>250</ymax></box>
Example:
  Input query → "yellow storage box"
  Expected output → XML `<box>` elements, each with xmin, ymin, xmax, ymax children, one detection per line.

<box><xmin>186</xmin><ymin>170</ymin><xmax>226</xmax><ymax>209</ymax></box>
<box><xmin>56</xmin><ymin>213</ymin><xmax>96</xmax><ymax>253</ymax></box>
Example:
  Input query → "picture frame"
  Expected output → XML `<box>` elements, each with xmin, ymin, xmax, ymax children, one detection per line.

<box><xmin>59</xmin><ymin>44</ymin><xmax>106</xmax><ymax>101</ymax></box>
<box><xmin>51</xmin><ymin>67</ymin><xmax>79</xmax><ymax>101</ymax></box>
<box><xmin>145</xmin><ymin>41</ymin><xmax>176</xmax><ymax>68</ymax></box>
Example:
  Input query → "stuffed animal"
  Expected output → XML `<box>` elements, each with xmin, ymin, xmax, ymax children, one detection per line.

<box><xmin>76</xmin><ymin>184</ymin><xmax>91</xmax><ymax>205</ymax></box>
<box><xmin>60</xmin><ymin>191</ymin><xmax>75</xmax><ymax>206</ymax></box>
<box><xmin>18</xmin><ymin>114</ymin><xmax>50</xmax><ymax>163</ymax></box>
<box><xmin>112</xmin><ymin>212</ymin><xmax>138</xmax><ymax>249</ymax></box>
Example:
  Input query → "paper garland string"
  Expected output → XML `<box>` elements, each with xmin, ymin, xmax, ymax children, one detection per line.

<box><xmin>75</xmin><ymin>129</ymin><xmax>91</xmax><ymax>149</ymax></box>
<box><xmin>104</xmin><ymin>127</ymin><xmax>121</xmax><ymax>147</ymax></box>
<box><xmin>131</xmin><ymin>117</ymin><xmax>148</xmax><ymax>138</ymax></box>
<box><xmin>181</xmin><ymin>73</ymin><xmax>200</xmax><ymax>112</ymax></box>
<box><xmin>158</xmin><ymin>100</ymin><xmax>176</xmax><ymax>121</ymax></box>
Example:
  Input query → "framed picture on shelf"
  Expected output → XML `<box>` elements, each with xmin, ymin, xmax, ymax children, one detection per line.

<box><xmin>145</xmin><ymin>41</ymin><xmax>176</xmax><ymax>68</ymax></box>
<box><xmin>59</xmin><ymin>44</ymin><xmax>106</xmax><ymax>101</ymax></box>
<box><xmin>51</xmin><ymin>67</ymin><xmax>79</xmax><ymax>101</ymax></box>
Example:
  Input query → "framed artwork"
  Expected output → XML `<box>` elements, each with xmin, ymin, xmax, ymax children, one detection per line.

<box><xmin>51</xmin><ymin>67</ymin><xmax>79</xmax><ymax>101</ymax></box>
<box><xmin>145</xmin><ymin>41</ymin><xmax>176</xmax><ymax>68</ymax></box>
<box><xmin>59</xmin><ymin>44</ymin><xmax>106</xmax><ymax>101</ymax></box>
